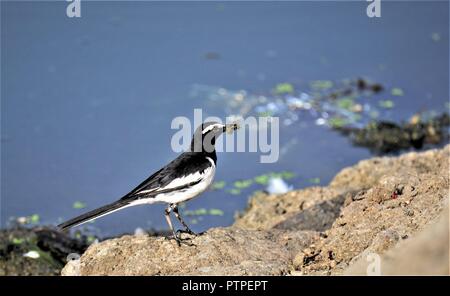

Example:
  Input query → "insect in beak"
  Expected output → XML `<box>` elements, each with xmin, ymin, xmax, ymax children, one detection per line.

<box><xmin>224</xmin><ymin>123</ymin><xmax>240</xmax><ymax>134</ymax></box>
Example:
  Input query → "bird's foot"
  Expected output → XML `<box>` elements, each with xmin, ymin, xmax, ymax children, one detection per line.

<box><xmin>164</xmin><ymin>233</ymin><xmax>194</xmax><ymax>247</ymax></box>
<box><xmin>176</xmin><ymin>228</ymin><xmax>200</xmax><ymax>237</ymax></box>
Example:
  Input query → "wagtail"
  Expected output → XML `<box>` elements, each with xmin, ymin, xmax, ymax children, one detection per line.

<box><xmin>58</xmin><ymin>122</ymin><xmax>238</xmax><ymax>245</ymax></box>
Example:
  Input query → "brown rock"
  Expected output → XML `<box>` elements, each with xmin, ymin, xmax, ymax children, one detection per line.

<box><xmin>61</xmin><ymin>228</ymin><xmax>317</xmax><ymax>276</ymax></box>
<box><xmin>61</xmin><ymin>145</ymin><xmax>449</xmax><ymax>276</ymax></box>
<box><xmin>295</xmin><ymin>146</ymin><xmax>449</xmax><ymax>274</ymax></box>
<box><xmin>345</xmin><ymin>207</ymin><xmax>449</xmax><ymax>275</ymax></box>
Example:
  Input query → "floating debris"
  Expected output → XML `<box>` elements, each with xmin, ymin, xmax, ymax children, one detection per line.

<box><xmin>184</xmin><ymin>208</ymin><xmax>224</xmax><ymax>217</ymax></box>
<box><xmin>351</xmin><ymin>103</ymin><xmax>363</xmax><ymax>113</ymax></box>
<box><xmin>308</xmin><ymin>177</ymin><xmax>321</xmax><ymax>184</ymax></box>
<box><xmin>209</xmin><ymin>209</ymin><xmax>225</xmax><ymax>216</ymax></box>
<box><xmin>184</xmin><ymin>208</ymin><xmax>208</xmax><ymax>216</ymax></box>
<box><xmin>30</xmin><ymin>214</ymin><xmax>40</xmax><ymax>224</ymax></box>
<box><xmin>86</xmin><ymin>235</ymin><xmax>97</xmax><ymax>244</ymax></box>
<box><xmin>190</xmin><ymin>78</ymin><xmax>445</xmax><ymax>155</ymax></box>
<box><xmin>254</xmin><ymin>174</ymin><xmax>270</xmax><ymax>185</ymax></box>
<box><xmin>233</xmin><ymin>179</ymin><xmax>253</xmax><ymax>189</ymax></box>
<box><xmin>72</xmin><ymin>201</ymin><xmax>87</xmax><ymax>209</ymax></box>
<box><xmin>12</xmin><ymin>238</ymin><xmax>25</xmax><ymax>245</ymax></box>
<box><xmin>328</xmin><ymin>117</ymin><xmax>349</xmax><ymax>128</ymax></box>
<box><xmin>266</xmin><ymin>177</ymin><xmax>293</xmax><ymax>194</ymax></box>
<box><xmin>258</xmin><ymin>111</ymin><xmax>274</xmax><ymax>117</ymax></box>
<box><xmin>16</xmin><ymin>214</ymin><xmax>41</xmax><ymax>225</ymax></box>
<box><xmin>274</xmin><ymin>83</ymin><xmax>294</xmax><ymax>95</ymax></box>
<box><xmin>369</xmin><ymin>110</ymin><xmax>380</xmax><ymax>119</ymax></box>
<box><xmin>315</xmin><ymin>118</ymin><xmax>327</xmax><ymax>126</ymax></box>
<box><xmin>311</xmin><ymin>80</ymin><xmax>333</xmax><ymax>90</ymax></box>
<box><xmin>23</xmin><ymin>250</ymin><xmax>40</xmax><ymax>259</ymax></box>
<box><xmin>16</xmin><ymin>217</ymin><xmax>28</xmax><ymax>225</ymax></box>
<box><xmin>253</xmin><ymin>171</ymin><xmax>295</xmax><ymax>186</ymax></box>
<box><xmin>191</xmin><ymin>77</ymin><xmax>386</xmax><ymax>132</ymax></box>
<box><xmin>378</xmin><ymin>100</ymin><xmax>395</xmax><ymax>109</ymax></box>
<box><xmin>210</xmin><ymin>171</ymin><xmax>297</xmax><ymax>195</ymax></box>
<box><xmin>356</xmin><ymin>78</ymin><xmax>383</xmax><ymax>93</ymax></box>
<box><xmin>286</xmin><ymin>96</ymin><xmax>308</xmax><ymax>109</ymax></box>
<box><xmin>227</xmin><ymin>188</ymin><xmax>241</xmax><ymax>195</ymax></box>
<box><xmin>336</xmin><ymin>97</ymin><xmax>355</xmax><ymax>111</ymax></box>
<box><xmin>211</xmin><ymin>181</ymin><xmax>226</xmax><ymax>190</ymax></box>
<box><xmin>134</xmin><ymin>227</ymin><xmax>147</xmax><ymax>236</ymax></box>
<box><xmin>391</xmin><ymin>88</ymin><xmax>404</xmax><ymax>96</ymax></box>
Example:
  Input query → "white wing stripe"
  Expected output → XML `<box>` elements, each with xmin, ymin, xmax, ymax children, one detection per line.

<box><xmin>137</xmin><ymin>162</ymin><xmax>214</xmax><ymax>195</ymax></box>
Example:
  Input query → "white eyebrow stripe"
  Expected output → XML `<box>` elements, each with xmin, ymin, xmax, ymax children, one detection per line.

<box><xmin>202</xmin><ymin>123</ymin><xmax>224</xmax><ymax>134</ymax></box>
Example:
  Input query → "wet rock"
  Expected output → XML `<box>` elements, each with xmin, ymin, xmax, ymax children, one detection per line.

<box><xmin>335</xmin><ymin>113</ymin><xmax>449</xmax><ymax>154</ymax></box>
<box><xmin>0</xmin><ymin>226</ymin><xmax>89</xmax><ymax>276</ymax></box>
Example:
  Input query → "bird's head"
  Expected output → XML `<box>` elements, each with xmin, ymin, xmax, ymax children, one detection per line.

<box><xmin>190</xmin><ymin>122</ymin><xmax>239</xmax><ymax>153</ymax></box>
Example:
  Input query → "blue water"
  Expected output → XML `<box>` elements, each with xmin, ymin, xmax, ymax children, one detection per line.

<box><xmin>1</xmin><ymin>1</ymin><xmax>448</xmax><ymax>237</ymax></box>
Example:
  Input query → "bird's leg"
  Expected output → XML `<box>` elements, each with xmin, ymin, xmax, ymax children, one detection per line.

<box><xmin>164</xmin><ymin>205</ymin><xmax>181</xmax><ymax>246</ymax></box>
<box><xmin>173</xmin><ymin>205</ymin><xmax>198</xmax><ymax>236</ymax></box>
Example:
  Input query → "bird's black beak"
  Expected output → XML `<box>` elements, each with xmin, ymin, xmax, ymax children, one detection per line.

<box><xmin>224</xmin><ymin>123</ymin><xmax>239</xmax><ymax>134</ymax></box>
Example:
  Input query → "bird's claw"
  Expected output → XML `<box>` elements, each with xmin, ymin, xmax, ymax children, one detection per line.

<box><xmin>176</xmin><ymin>229</ymin><xmax>199</xmax><ymax>236</ymax></box>
<box><xmin>164</xmin><ymin>233</ymin><xmax>194</xmax><ymax>247</ymax></box>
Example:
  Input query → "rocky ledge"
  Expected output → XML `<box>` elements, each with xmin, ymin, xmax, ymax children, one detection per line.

<box><xmin>62</xmin><ymin>146</ymin><xmax>449</xmax><ymax>275</ymax></box>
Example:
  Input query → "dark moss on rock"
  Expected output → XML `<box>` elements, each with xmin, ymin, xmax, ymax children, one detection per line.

<box><xmin>0</xmin><ymin>227</ymin><xmax>89</xmax><ymax>275</ymax></box>
<box><xmin>334</xmin><ymin>113</ymin><xmax>449</xmax><ymax>154</ymax></box>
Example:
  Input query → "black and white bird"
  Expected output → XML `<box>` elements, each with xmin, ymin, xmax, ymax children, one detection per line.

<box><xmin>58</xmin><ymin>122</ymin><xmax>238</xmax><ymax>245</ymax></box>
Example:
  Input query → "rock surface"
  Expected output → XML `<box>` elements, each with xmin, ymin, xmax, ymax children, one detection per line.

<box><xmin>62</xmin><ymin>146</ymin><xmax>449</xmax><ymax>275</ymax></box>
<box><xmin>62</xmin><ymin>228</ymin><xmax>318</xmax><ymax>275</ymax></box>
<box><xmin>344</xmin><ymin>208</ymin><xmax>449</xmax><ymax>275</ymax></box>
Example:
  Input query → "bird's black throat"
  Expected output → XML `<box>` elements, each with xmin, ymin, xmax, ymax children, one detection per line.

<box><xmin>190</xmin><ymin>136</ymin><xmax>218</xmax><ymax>164</ymax></box>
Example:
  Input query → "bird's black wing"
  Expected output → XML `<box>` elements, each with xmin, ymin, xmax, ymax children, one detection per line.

<box><xmin>120</xmin><ymin>152</ymin><xmax>212</xmax><ymax>201</ymax></box>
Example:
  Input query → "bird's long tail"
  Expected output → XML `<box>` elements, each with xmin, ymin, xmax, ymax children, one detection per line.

<box><xmin>58</xmin><ymin>200</ymin><xmax>131</xmax><ymax>230</ymax></box>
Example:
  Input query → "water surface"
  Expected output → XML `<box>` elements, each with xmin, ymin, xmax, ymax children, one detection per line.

<box><xmin>1</xmin><ymin>1</ymin><xmax>448</xmax><ymax>237</ymax></box>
